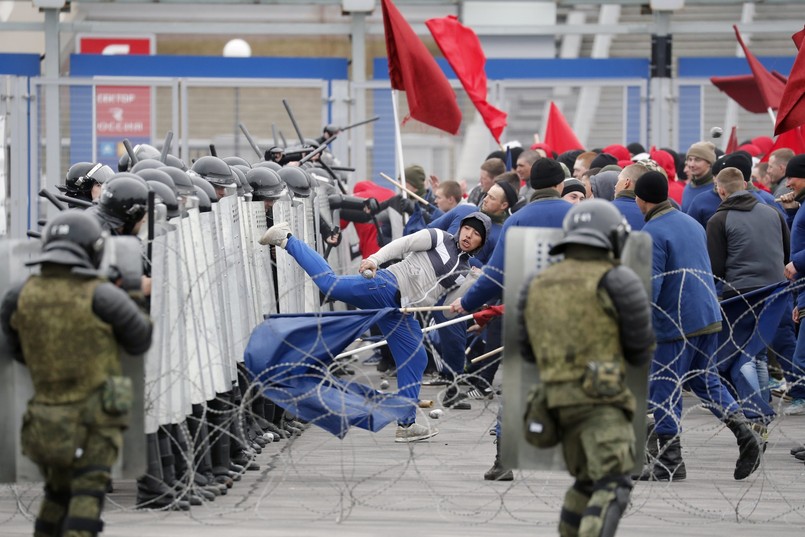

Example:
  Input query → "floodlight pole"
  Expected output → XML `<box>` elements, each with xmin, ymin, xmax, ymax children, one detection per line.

<box><xmin>649</xmin><ymin>9</ymin><xmax>674</xmax><ymax>150</ymax></box>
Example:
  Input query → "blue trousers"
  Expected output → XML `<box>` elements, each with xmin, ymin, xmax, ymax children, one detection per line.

<box><xmin>431</xmin><ymin>307</ymin><xmax>467</xmax><ymax>380</ymax></box>
<box><xmin>717</xmin><ymin>352</ymin><xmax>775</xmax><ymax>424</ymax></box>
<box><xmin>649</xmin><ymin>334</ymin><xmax>740</xmax><ymax>436</ymax></box>
<box><xmin>286</xmin><ymin>236</ymin><xmax>425</xmax><ymax>424</ymax></box>
<box><xmin>780</xmin><ymin>300</ymin><xmax>805</xmax><ymax>400</ymax></box>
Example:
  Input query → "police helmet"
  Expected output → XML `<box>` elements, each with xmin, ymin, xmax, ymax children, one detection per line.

<box><xmin>247</xmin><ymin>167</ymin><xmax>285</xmax><ymax>201</ymax></box>
<box><xmin>147</xmin><ymin>180</ymin><xmax>180</xmax><ymax>219</ymax></box>
<box><xmin>223</xmin><ymin>156</ymin><xmax>251</xmax><ymax>168</ymax></box>
<box><xmin>189</xmin><ymin>174</ymin><xmax>219</xmax><ymax>203</ymax></box>
<box><xmin>97</xmin><ymin>174</ymin><xmax>150</xmax><ymax>233</ymax></box>
<box><xmin>191</xmin><ymin>156</ymin><xmax>237</xmax><ymax>187</ymax></box>
<box><xmin>265</xmin><ymin>146</ymin><xmax>284</xmax><ymax>162</ymax></box>
<box><xmin>63</xmin><ymin>162</ymin><xmax>115</xmax><ymax>199</ymax></box>
<box><xmin>193</xmin><ymin>185</ymin><xmax>212</xmax><ymax>213</ymax></box>
<box><xmin>253</xmin><ymin>160</ymin><xmax>282</xmax><ymax>172</ymax></box>
<box><xmin>231</xmin><ymin>166</ymin><xmax>252</xmax><ymax>197</ymax></box>
<box><xmin>277</xmin><ymin>166</ymin><xmax>312</xmax><ymax>198</ymax></box>
<box><xmin>28</xmin><ymin>209</ymin><xmax>105</xmax><ymax>269</ymax></box>
<box><xmin>131</xmin><ymin>158</ymin><xmax>165</xmax><ymax>173</ymax></box>
<box><xmin>137</xmin><ymin>168</ymin><xmax>177</xmax><ymax>194</ymax></box>
<box><xmin>549</xmin><ymin>199</ymin><xmax>629</xmax><ymax>256</ymax></box>
<box><xmin>117</xmin><ymin>143</ymin><xmax>161</xmax><ymax>172</ymax></box>
<box><xmin>164</xmin><ymin>154</ymin><xmax>188</xmax><ymax>171</ymax></box>
<box><xmin>323</xmin><ymin>124</ymin><xmax>340</xmax><ymax>137</ymax></box>
<box><xmin>161</xmin><ymin>167</ymin><xmax>195</xmax><ymax>197</ymax></box>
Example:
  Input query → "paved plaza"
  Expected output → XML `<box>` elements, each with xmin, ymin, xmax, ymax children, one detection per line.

<box><xmin>3</xmin><ymin>365</ymin><xmax>805</xmax><ymax>537</ymax></box>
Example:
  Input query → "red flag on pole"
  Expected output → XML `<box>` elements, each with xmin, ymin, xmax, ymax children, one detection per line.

<box><xmin>711</xmin><ymin>75</ymin><xmax>776</xmax><ymax>114</ymax></box>
<box><xmin>425</xmin><ymin>15</ymin><xmax>507</xmax><ymax>144</ymax></box>
<box><xmin>543</xmin><ymin>102</ymin><xmax>584</xmax><ymax>154</ymax></box>
<box><xmin>381</xmin><ymin>0</ymin><xmax>462</xmax><ymax>135</ymax></box>
<box><xmin>725</xmin><ymin>126</ymin><xmax>739</xmax><ymax>153</ymax></box>
<box><xmin>733</xmin><ymin>25</ymin><xmax>786</xmax><ymax>111</ymax></box>
<box><xmin>760</xmin><ymin>126</ymin><xmax>805</xmax><ymax>163</ymax></box>
<box><xmin>775</xmin><ymin>26</ymin><xmax>805</xmax><ymax>135</ymax></box>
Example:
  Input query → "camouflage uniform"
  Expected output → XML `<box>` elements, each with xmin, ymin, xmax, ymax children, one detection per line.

<box><xmin>521</xmin><ymin>248</ymin><xmax>654</xmax><ymax>537</ymax></box>
<box><xmin>2</xmin><ymin>265</ymin><xmax>152</xmax><ymax>537</ymax></box>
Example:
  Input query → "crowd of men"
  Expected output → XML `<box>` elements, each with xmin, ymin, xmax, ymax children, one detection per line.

<box><xmin>4</xmin><ymin>127</ymin><xmax>805</xmax><ymax>537</ymax></box>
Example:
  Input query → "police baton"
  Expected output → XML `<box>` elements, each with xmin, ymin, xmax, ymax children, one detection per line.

<box><xmin>238</xmin><ymin>122</ymin><xmax>263</xmax><ymax>159</ymax></box>
<box><xmin>38</xmin><ymin>188</ymin><xmax>67</xmax><ymax>210</ymax></box>
<box><xmin>282</xmin><ymin>99</ymin><xmax>307</xmax><ymax>144</ymax></box>
<box><xmin>146</xmin><ymin>190</ymin><xmax>155</xmax><ymax>272</ymax></box>
<box><xmin>159</xmin><ymin>131</ymin><xmax>174</xmax><ymax>163</ymax></box>
<box><xmin>340</xmin><ymin>115</ymin><xmax>380</xmax><ymax>131</ymax></box>
<box><xmin>122</xmin><ymin>138</ymin><xmax>139</xmax><ymax>166</ymax></box>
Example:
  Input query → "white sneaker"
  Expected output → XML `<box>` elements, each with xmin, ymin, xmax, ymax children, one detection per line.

<box><xmin>259</xmin><ymin>222</ymin><xmax>291</xmax><ymax>248</ymax></box>
<box><xmin>394</xmin><ymin>422</ymin><xmax>439</xmax><ymax>443</ymax></box>
<box><xmin>784</xmin><ymin>398</ymin><xmax>805</xmax><ymax>416</ymax></box>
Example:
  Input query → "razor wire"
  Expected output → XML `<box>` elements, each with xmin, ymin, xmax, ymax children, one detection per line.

<box><xmin>3</xmin><ymin>195</ymin><xmax>805</xmax><ymax>534</ymax></box>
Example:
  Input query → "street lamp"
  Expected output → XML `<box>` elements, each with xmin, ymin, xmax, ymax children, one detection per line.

<box><xmin>223</xmin><ymin>39</ymin><xmax>252</xmax><ymax>157</ymax></box>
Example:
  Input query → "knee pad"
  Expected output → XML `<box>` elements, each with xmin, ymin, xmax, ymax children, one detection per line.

<box><xmin>559</xmin><ymin>480</ymin><xmax>593</xmax><ymax>537</ymax></box>
<box><xmin>578</xmin><ymin>475</ymin><xmax>632</xmax><ymax>537</ymax></box>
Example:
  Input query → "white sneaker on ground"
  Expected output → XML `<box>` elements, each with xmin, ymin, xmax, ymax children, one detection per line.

<box><xmin>259</xmin><ymin>222</ymin><xmax>292</xmax><ymax>248</ymax></box>
<box><xmin>784</xmin><ymin>398</ymin><xmax>805</xmax><ymax>416</ymax></box>
<box><xmin>395</xmin><ymin>422</ymin><xmax>439</xmax><ymax>443</ymax></box>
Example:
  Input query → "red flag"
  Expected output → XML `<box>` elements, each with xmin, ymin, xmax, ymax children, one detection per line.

<box><xmin>711</xmin><ymin>75</ymin><xmax>773</xmax><ymax>114</ymax></box>
<box><xmin>381</xmin><ymin>0</ymin><xmax>461</xmax><ymax>135</ymax></box>
<box><xmin>734</xmin><ymin>25</ymin><xmax>786</xmax><ymax>111</ymax></box>
<box><xmin>543</xmin><ymin>102</ymin><xmax>584</xmax><ymax>153</ymax></box>
<box><xmin>775</xmin><ymin>26</ymin><xmax>805</xmax><ymax>135</ymax></box>
<box><xmin>760</xmin><ymin>126</ymin><xmax>805</xmax><ymax>163</ymax></box>
<box><xmin>425</xmin><ymin>15</ymin><xmax>507</xmax><ymax>143</ymax></box>
<box><xmin>725</xmin><ymin>126</ymin><xmax>739</xmax><ymax>153</ymax></box>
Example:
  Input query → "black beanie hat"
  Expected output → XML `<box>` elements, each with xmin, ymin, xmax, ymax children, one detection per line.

<box><xmin>589</xmin><ymin>152</ymin><xmax>618</xmax><ymax>170</ymax></box>
<box><xmin>561</xmin><ymin>178</ymin><xmax>586</xmax><ymax>198</ymax></box>
<box><xmin>627</xmin><ymin>142</ymin><xmax>647</xmax><ymax>156</ymax></box>
<box><xmin>495</xmin><ymin>179</ymin><xmax>518</xmax><ymax>209</ymax></box>
<box><xmin>462</xmin><ymin>216</ymin><xmax>487</xmax><ymax>245</ymax></box>
<box><xmin>530</xmin><ymin>158</ymin><xmax>565</xmax><ymax>189</ymax></box>
<box><xmin>786</xmin><ymin>154</ymin><xmax>805</xmax><ymax>179</ymax></box>
<box><xmin>712</xmin><ymin>151</ymin><xmax>752</xmax><ymax>182</ymax></box>
<box><xmin>635</xmin><ymin>171</ymin><xmax>669</xmax><ymax>204</ymax></box>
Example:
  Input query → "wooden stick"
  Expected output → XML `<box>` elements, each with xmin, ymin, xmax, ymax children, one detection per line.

<box><xmin>399</xmin><ymin>305</ymin><xmax>453</xmax><ymax>313</ymax></box>
<box><xmin>334</xmin><ymin>314</ymin><xmax>474</xmax><ymax>360</ymax></box>
<box><xmin>379</xmin><ymin>172</ymin><xmax>430</xmax><ymax>206</ymax></box>
<box><xmin>470</xmin><ymin>346</ymin><xmax>503</xmax><ymax>364</ymax></box>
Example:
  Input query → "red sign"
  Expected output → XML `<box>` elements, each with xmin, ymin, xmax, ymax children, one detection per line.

<box><xmin>95</xmin><ymin>86</ymin><xmax>151</xmax><ymax>137</ymax></box>
<box><xmin>77</xmin><ymin>36</ymin><xmax>154</xmax><ymax>56</ymax></box>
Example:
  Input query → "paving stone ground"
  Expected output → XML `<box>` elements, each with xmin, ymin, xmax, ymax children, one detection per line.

<box><xmin>2</xmin><ymin>363</ymin><xmax>805</xmax><ymax>537</ymax></box>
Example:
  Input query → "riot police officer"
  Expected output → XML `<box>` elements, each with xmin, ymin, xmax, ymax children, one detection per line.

<box><xmin>1</xmin><ymin>210</ymin><xmax>152</xmax><ymax>537</ymax></box>
<box><xmin>59</xmin><ymin>162</ymin><xmax>115</xmax><ymax>205</ymax></box>
<box><xmin>519</xmin><ymin>200</ymin><xmax>654</xmax><ymax>537</ymax></box>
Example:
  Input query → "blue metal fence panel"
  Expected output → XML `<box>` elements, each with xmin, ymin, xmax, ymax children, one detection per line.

<box><xmin>626</xmin><ymin>85</ymin><xmax>642</xmax><ymax>146</ymax></box>
<box><xmin>678</xmin><ymin>85</ymin><xmax>703</xmax><ymax>153</ymax></box>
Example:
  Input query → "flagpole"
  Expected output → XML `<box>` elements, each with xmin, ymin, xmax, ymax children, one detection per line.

<box><xmin>390</xmin><ymin>89</ymin><xmax>408</xmax><ymax>202</ymax></box>
<box><xmin>768</xmin><ymin>107</ymin><xmax>778</xmax><ymax>126</ymax></box>
<box><xmin>470</xmin><ymin>346</ymin><xmax>503</xmax><ymax>364</ymax></box>
<box><xmin>334</xmin><ymin>313</ymin><xmax>475</xmax><ymax>360</ymax></box>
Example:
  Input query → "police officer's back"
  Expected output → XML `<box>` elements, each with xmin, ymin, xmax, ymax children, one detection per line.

<box><xmin>519</xmin><ymin>200</ymin><xmax>654</xmax><ymax>537</ymax></box>
<box><xmin>1</xmin><ymin>210</ymin><xmax>152</xmax><ymax>537</ymax></box>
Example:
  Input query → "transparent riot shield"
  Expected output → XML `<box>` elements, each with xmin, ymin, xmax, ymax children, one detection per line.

<box><xmin>198</xmin><ymin>209</ymin><xmax>230</xmax><ymax>395</ymax></box>
<box><xmin>272</xmin><ymin>194</ymin><xmax>306</xmax><ymax>313</ymax></box>
<box><xmin>0</xmin><ymin>239</ymin><xmax>40</xmax><ymax>482</ymax></box>
<box><xmin>501</xmin><ymin>227</ymin><xmax>651</xmax><ymax>473</ymax></box>
<box><xmin>240</xmin><ymin>201</ymin><xmax>276</xmax><ymax>321</ymax></box>
<box><xmin>210</xmin><ymin>199</ymin><xmax>238</xmax><ymax>385</ymax></box>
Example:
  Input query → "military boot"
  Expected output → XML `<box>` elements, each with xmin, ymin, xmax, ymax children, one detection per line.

<box><xmin>208</xmin><ymin>395</ymin><xmax>239</xmax><ymax>485</ymax></box>
<box><xmin>188</xmin><ymin>404</ymin><xmax>229</xmax><ymax>496</ymax></box>
<box><xmin>484</xmin><ymin>439</ymin><xmax>514</xmax><ymax>481</ymax></box>
<box><xmin>725</xmin><ymin>414</ymin><xmax>762</xmax><ymax>480</ymax></box>
<box><xmin>636</xmin><ymin>435</ymin><xmax>686</xmax><ymax>482</ymax></box>
<box><xmin>136</xmin><ymin>433</ymin><xmax>190</xmax><ymax>510</ymax></box>
<box><xmin>159</xmin><ymin>428</ymin><xmax>202</xmax><ymax>506</ymax></box>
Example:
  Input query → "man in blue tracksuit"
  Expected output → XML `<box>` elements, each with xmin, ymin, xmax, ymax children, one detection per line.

<box><xmin>260</xmin><ymin>212</ymin><xmax>491</xmax><ymax>443</ymax></box>
<box><xmin>612</xmin><ymin>162</ymin><xmax>651</xmax><ymax>231</ymax></box>
<box><xmin>427</xmin><ymin>180</ymin><xmax>516</xmax><ymax>408</ymax></box>
<box><xmin>633</xmin><ymin>171</ymin><xmax>762</xmax><ymax>482</ymax></box>
<box><xmin>781</xmin><ymin>154</ymin><xmax>805</xmax><ymax>416</ymax></box>
<box><xmin>450</xmin><ymin>158</ymin><xmax>572</xmax><ymax>481</ymax></box>
<box><xmin>681</xmin><ymin>141</ymin><xmax>718</xmax><ymax>212</ymax></box>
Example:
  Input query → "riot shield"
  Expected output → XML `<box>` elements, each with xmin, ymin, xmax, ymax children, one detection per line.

<box><xmin>501</xmin><ymin>227</ymin><xmax>651</xmax><ymax>473</ymax></box>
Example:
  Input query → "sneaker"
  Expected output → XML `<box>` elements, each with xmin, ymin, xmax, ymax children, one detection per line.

<box><xmin>259</xmin><ymin>222</ymin><xmax>291</xmax><ymax>247</ymax></box>
<box><xmin>769</xmin><ymin>378</ymin><xmax>787</xmax><ymax>392</ymax></box>
<box><xmin>422</xmin><ymin>374</ymin><xmax>450</xmax><ymax>386</ymax></box>
<box><xmin>784</xmin><ymin>398</ymin><xmax>805</xmax><ymax>416</ymax></box>
<box><xmin>466</xmin><ymin>387</ymin><xmax>494</xmax><ymax>400</ymax></box>
<box><xmin>394</xmin><ymin>422</ymin><xmax>439</xmax><ymax>443</ymax></box>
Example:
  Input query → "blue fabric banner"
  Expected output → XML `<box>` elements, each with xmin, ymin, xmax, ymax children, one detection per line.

<box><xmin>244</xmin><ymin>309</ymin><xmax>412</xmax><ymax>438</ymax></box>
